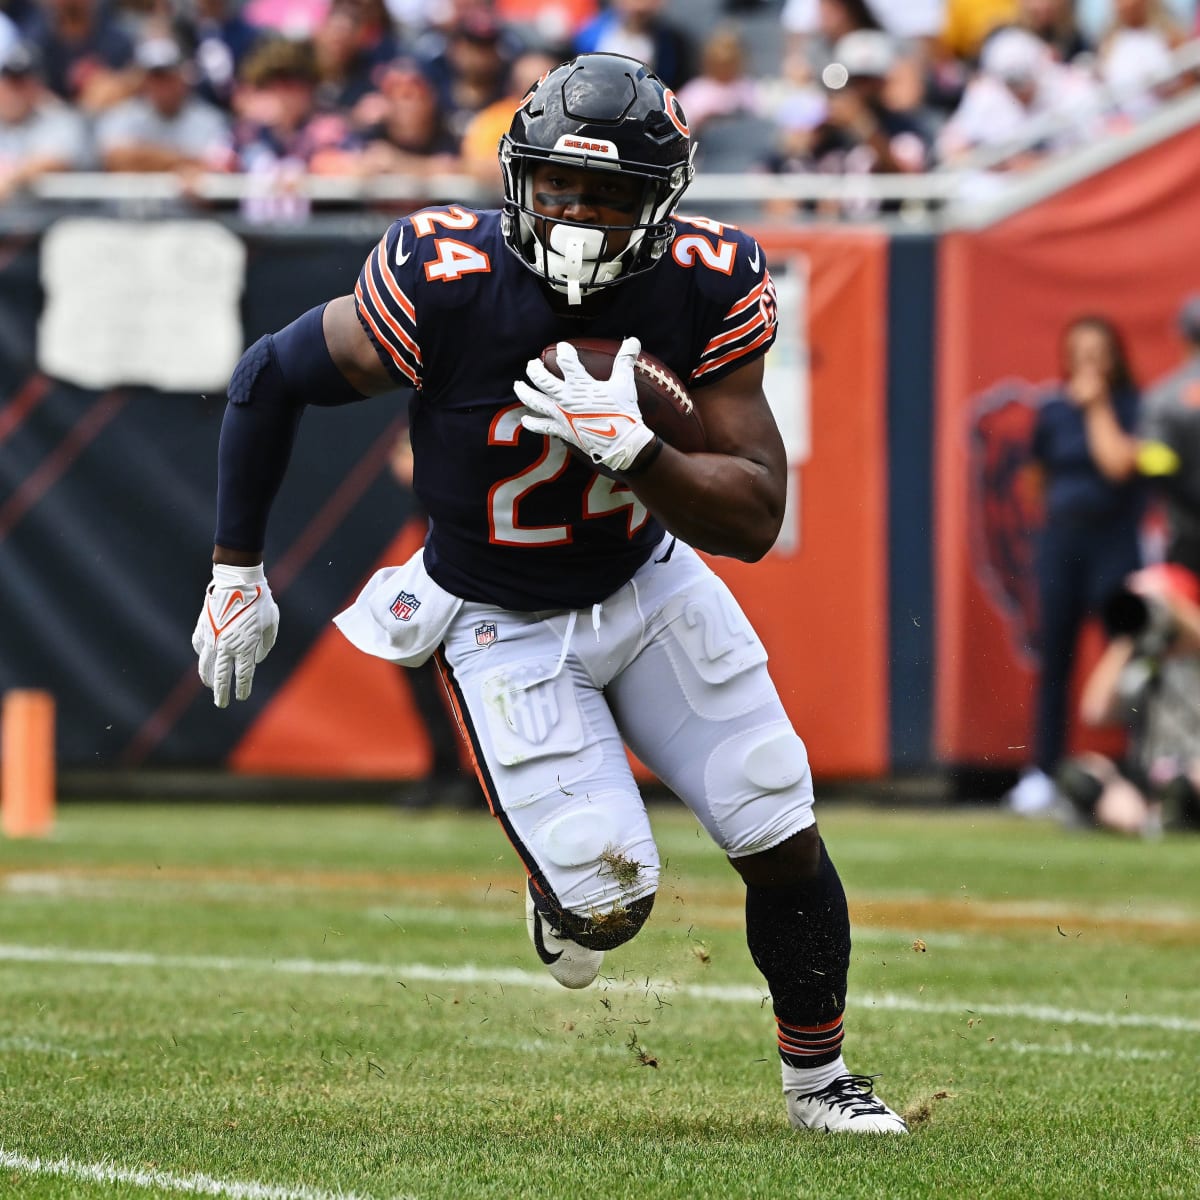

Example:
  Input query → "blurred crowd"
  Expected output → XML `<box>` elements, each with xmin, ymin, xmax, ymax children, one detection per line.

<box><xmin>0</xmin><ymin>0</ymin><xmax>1199</xmax><ymax>212</ymax></box>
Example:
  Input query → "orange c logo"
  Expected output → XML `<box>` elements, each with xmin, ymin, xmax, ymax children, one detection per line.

<box><xmin>663</xmin><ymin>88</ymin><xmax>690</xmax><ymax>138</ymax></box>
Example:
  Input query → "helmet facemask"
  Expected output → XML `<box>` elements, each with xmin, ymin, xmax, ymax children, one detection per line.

<box><xmin>498</xmin><ymin>54</ymin><xmax>695</xmax><ymax>305</ymax></box>
<box><xmin>501</xmin><ymin>141</ymin><xmax>693</xmax><ymax>305</ymax></box>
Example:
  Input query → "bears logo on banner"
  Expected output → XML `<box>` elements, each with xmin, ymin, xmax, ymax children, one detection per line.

<box><xmin>968</xmin><ymin>379</ymin><xmax>1045</xmax><ymax>668</ymax></box>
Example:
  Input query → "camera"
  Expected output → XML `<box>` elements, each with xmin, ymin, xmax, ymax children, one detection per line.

<box><xmin>1101</xmin><ymin>586</ymin><xmax>1177</xmax><ymax>652</ymax></box>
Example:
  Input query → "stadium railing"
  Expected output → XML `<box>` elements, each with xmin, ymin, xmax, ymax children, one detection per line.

<box><xmin>8</xmin><ymin>36</ymin><xmax>1200</xmax><ymax>236</ymax></box>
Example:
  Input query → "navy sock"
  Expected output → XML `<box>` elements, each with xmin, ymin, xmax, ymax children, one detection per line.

<box><xmin>745</xmin><ymin>839</ymin><xmax>851</xmax><ymax>1068</ymax></box>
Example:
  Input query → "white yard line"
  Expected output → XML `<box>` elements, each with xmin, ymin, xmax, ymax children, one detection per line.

<box><xmin>0</xmin><ymin>1149</ymin><xmax>399</xmax><ymax>1200</ymax></box>
<box><xmin>997</xmin><ymin>1040</ymin><xmax>1172</xmax><ymax>1061</ymax></box>
<box><xmin>1</xmin><ymin>942</ymin><xmax>1196</xmax><ymax>1033</ymax></box>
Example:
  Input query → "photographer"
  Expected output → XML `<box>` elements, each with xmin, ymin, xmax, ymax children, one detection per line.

<box><xmin>1056</xmin><ymin>563</ymin><xmax>1200</xmax><ymax>835</ymax></box>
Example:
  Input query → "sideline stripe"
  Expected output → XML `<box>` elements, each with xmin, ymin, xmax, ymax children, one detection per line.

<box><xmin>0</xmin><ymin>1148</ymin><xmax>388</xmax><ymax>1200</ymax></box>
<box><xmin>0</xmin><ymin>391</ymin><xmax>126</xmax><ymax>542</ymax></box>
<box><xmin>0</xmin><ymin>372</ymin><xmax>51</xmax><ymax>447</ymax></box>
<box><xmin>119</xmin><ymin>414</ymin><xmax>405</xmax><ymax>767</ymax></box>
<box><xmin>1</xmin><ymin>943</ymin><xmax>1196</xmax><ymax>1033</ymax></box>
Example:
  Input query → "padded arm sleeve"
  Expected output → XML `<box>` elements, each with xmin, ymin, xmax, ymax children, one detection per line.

<box><xmin>215</xmin><ymin>303</ymin><xmax>365</xmax><ymax>553</ymax></box>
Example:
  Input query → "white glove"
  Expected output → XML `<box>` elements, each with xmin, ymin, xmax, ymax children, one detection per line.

<box><xmin>192</xmin><ymin>563</ymin><xmax>280</xmax><ymax>708</ymax></box>
<box><xmin>515</xmin><ymin>336</ymin><xmax>656</xmax><ymax>474</ymax></box>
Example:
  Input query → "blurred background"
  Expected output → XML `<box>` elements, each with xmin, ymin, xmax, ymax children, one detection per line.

<box><xmin>4</xmin><ymin>0</ymin><xmax>1200</xmax><ymax>810</ymax></box>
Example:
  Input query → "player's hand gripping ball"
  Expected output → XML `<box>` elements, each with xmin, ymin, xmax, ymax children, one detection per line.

<box><xmin>517</xmin><ymin>336</ymin><xmax>705</xmax><ymax>476</ymax></box>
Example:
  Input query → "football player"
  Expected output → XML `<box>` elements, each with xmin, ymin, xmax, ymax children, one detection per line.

<box><xmin>193</xmin><ymin>52</ymin><xmax>907</xmax><ymax>1134</ymax></box>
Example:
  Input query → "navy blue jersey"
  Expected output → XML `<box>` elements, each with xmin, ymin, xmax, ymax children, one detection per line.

<box><xmin>1033</xmin><ymin>386</ymin><xmax>1145</xmax><ymax>522</ymax></box>
<box><xmin>356</xmin><ymin>206</ymin><xmax>777</xmax><ymax>610</ymax></box>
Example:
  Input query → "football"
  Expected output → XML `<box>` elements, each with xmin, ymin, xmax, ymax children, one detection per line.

<box><xmin>539</xmin><ymin>338</ymin><xmax>706</xmax><ymax>457</ymax></box>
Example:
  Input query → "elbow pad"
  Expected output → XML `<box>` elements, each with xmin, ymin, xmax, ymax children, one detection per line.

<box><xmin>229</xmin><ymin>303</ymin><xmax>366</xmax><ymax>412</ymax></box>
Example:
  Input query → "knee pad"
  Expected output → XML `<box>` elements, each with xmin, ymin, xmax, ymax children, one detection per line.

<box><xmin>535</xmin><ymin>889</ymin><xmax>656</xmax><ymax>950</ymax></box>
<box><xmin>707</xmin><ymin>723</ymin><xmax>815</xmax><ymax>855</ymax></box>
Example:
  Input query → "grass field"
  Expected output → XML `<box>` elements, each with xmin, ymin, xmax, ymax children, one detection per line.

<box><xmin>0</xmin><ymin>798</ymin><xmax>1196</xmax><ymax>1200</ymax></box>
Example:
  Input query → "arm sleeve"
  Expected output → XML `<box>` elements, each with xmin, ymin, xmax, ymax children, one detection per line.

<box><xmin>214</xmin><ymin>303</ymin><xmax>365</xmax><ymax>553</ymax></box>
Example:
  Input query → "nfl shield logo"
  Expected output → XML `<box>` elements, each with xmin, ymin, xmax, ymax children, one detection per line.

<box><xmin>390</xmin><ymin>590</ymin><xmax>421</xmax><ymax>621</ymax></box>
<box><xmin>474</xmin><ymin>621</ymin><xmax>497</xmax><ymax>648</ymax></box>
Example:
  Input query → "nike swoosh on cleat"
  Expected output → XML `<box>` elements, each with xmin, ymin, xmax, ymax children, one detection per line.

<box><xmin>531</xmin><ymin>912</ymin><xmax>563</xmax><ymax>965</ymax></box>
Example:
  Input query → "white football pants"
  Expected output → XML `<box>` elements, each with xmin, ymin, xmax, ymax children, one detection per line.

<box><xmin>439</xmin><ymin>536</ymin><xmax>816</xmax><ymax>919</ymax></box>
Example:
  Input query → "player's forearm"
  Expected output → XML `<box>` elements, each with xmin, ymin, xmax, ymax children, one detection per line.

<box><xmin>212</xmin><ymin>391</ymin><xmax>303</xmax><ymax>561</ymax></box>
<box><xmin>627</xmin><ymin>446</ymin><xmax>784</xmax><ymax>561</ymax></box>
<box><xmin>211</xmin><ymin>304</ymin><xmax>367</xmax><ymax>563</ymax></box>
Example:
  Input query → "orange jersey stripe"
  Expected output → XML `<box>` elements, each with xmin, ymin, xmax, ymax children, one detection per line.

<box><xmin>374</xmin><ymin>241</ymin><xmax>418</xmax><ymax>327</ymax></box>
<box><xmin>354</xmin><ymin>281</ymin><xmax>420</xmax><ymax>388</ymax></box>
<box><xmin>699</xmin><ymin>308</ymin><xmax>765</xmax><ymax>359</ymax></box>
<box><xmin>725</xmin><ymin>278</ymin><xmax>767</xmax><ymax>321</ymax></box>
<box><xmin>362</xmin><ymin>263</ymin><xmax>421</xmax><ymax>368</ymax></box>
<box><xmin>690</xmin><ymin>325</ymin><xmax>774</xmax><ymax>382</ymax></box>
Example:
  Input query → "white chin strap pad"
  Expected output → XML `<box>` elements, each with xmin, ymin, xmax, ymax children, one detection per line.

<box><xmin>541</xmin><ymin>224</ymin><xmax>625</xmax><ymax>306</ymax></box>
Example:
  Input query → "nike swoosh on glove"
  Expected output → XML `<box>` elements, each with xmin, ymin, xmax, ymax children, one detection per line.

<box><xmin>515</xmin><ymin>336</ymin><xmax>656</xmax><ymax>474</ymax></box>
<box><xmin>192</xmin><ymin>563</ymin><xmax>280</xmax><ymax>708</ymax></box>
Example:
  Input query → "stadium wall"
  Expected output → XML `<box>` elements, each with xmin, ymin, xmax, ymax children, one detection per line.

<box><xmin>3</xmin><ymin>127</ymin><xmax>1198</xmax><ymax>782</ymax></box>
<box><xmin>935</xmin><ymin>121</ymin><xmax>1200</xmax><ymax>770</ymax></box>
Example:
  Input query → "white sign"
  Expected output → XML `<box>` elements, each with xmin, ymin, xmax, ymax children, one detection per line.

<box><xmin>38</xmin><ymin>219</ymin><xmax>245</xmax><ymax>392</ymax></box>
<box><xmin>762</xmin><ymin>254</ymin><xmax>811</xmax><ymax>556</ymax></box>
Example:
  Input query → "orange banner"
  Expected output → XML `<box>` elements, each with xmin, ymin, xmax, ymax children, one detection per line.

<box><xmin>936</xmin><ymin>124</ymin><xmax>1200</xmax><ymax>764</ymax></box>
<box><xmin>233</xmin><ymin>228</ymin><xmax>891</xmax><ymax>780</ymax></box>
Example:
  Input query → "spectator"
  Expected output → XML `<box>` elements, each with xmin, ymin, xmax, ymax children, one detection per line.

<box><xmin>234</xmin><ymin>35</ymin><xmax>355</xmax><ymax>167</ymax></box>
<box><xmin>241</xmin><ymin>0</ymin><xmax>328</xmax><ymax>40</ymax></box>
<box><xmin>95</xmin><ymin>36</ymin><xmax>234</xmax><ymax>174</ymax></box>
<box><xmin>0</xmin><ymin>41</ymin><xmax>90</xmax><ymax>203</ymax></box>
<box><xmin>185</xmin><ymin>0</ymin><xmax>263</xmax><ymax>111</ymax></box>
<box><xmin>1099</xmin><ymin>25</ymin><xmax>1177</xmax><ymax>117</ymax></box>
<box><xmin>1096</xmin><ymin>0</ymin><xmax>1189</xmax><ymax>118</ymax></box>
<box><xmin>940</xmin><ymin>0</ymin><xmax>1018</xmax><ymax>60</ymax></box>
<box><xmin>311</xmin><ymin>0</ymin><xmax>379</xmax><ymax>113</ymax></box>
<box><xmin>1013</xmin><ymin>0</ymin><xmax>1092</xmax><ymax>63</ymax></box>
<box><xmin>815</xmin><ymin>31</ymin><xmax>930</xmax><ymax>194</ymax></box>
<box><xmin>1005</xmin><ymin>315</ymin><xmax>1146</xmax><ymax>817</ymax></box>
<box><xmin>418</xmin><ymin>10</ymin><xmax>513</xmax><ymax>145</ymax></box>
<box><xmin>574</xmin><ymin>0</ymin><xmax>694</xmax><ymax>89</ymax></box>
<box><xmin>782</xmin><ymin>0</ymin><xmax>883</xmax><ymax>72</ymax></box>
<box><xmin>1057</xmin><ymin>563</ymin><xmax>1200</xmax><ymax>835</ymax></box>
<box><xmin>233</xmin><ymin>36</ymin><xmax>358</xmax><ymax>219</ymax></box>
<box><xmin>936</xmin><ymin>26</ymin><xmax>1100</xmax><ymax>166</ymax></box>
<box><xmin>353</xmin><ymin>56</ymin><xmax>460</xmax><ymax>200</ymax></box>
<box><xmin>21</xmin><ymin>0</ymin><xmax>136</xmax><ymax>112</ymax></box>
<box><xmin>786</xmin><ymin>0</ymin><xmax>945</xmax><ymax>103</ymax></box>
<box><xmin>494</xmin><ymin>0</ymin><xmax>596</xmax><ymax>48</ymax></box>
<box><xmin>759</xmin><ymin>83</ymin><xmax>828</xmax><ymax>218</ymax></box>
<box><xmin>460</xmin><ymin>44</ymin><xmax>560</xmax><ymax>193</ymax></box>
<box><xmin>0</xmin><ymin>10</ymin><xmax>21</xmax><ymax>64</ymax></box>
<box><xmin>1077</xmin><ymin>0</ymin><xmax>1194</xmax><ymax>45</ymax></box>
<box><xmin>675</xmin><ymin>24</ymin><xmax>761</xmax><ymax>133</ymax></box>
<box><xmin>935</xmin><ymin>0</ymin><xmax>1018</xmax><ymax>112</ymax></box>
<box><xmin>1138</xmin><ymin>294</ymin><xmax>1200</xmax><ymax>576</ymax></box>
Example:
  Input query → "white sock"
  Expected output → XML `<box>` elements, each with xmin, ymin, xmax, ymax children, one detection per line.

<box><xmin>781</xmin><ymin>1054</ymin><xmax>847</xmax><ymax>1095</ymax></box>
